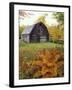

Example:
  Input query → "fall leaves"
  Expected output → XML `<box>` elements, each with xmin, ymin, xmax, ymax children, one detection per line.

<box><xmin>19</xmin><ymin>48</ymin><xmax>64</xmax><ymax>79</ymax></box>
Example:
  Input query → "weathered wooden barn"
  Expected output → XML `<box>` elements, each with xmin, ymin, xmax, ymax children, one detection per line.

<box><xmin>21</xmin><ymin>22</ymin><xmax>49</xmax><ymax>43</ymax></box>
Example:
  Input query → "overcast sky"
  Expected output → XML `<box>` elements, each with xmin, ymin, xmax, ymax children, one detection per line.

<box><xmin>19</xmin><ymin>10</ymin><xmax>58</xmax><ymax>26</ymax></box>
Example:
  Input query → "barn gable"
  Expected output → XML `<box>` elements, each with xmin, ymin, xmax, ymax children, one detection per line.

<box><xmin>21</xmin><ymin>22</ymin><xmax>49</xmax><ymax>43</ymax></box>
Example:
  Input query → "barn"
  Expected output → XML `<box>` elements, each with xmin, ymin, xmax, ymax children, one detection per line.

<box><xmin>21</xmin><ymin>22</ymin><xmax>49</xmax><ymax>43</ymax></box>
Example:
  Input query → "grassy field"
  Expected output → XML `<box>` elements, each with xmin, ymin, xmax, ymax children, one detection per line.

<box><xmin>20</xmin><ymin>41</ymin><xmax>64</xmax><ymax>51</ymax></box>
<box><xmin>19</xmin><ymin>41</ymin><xmax>64</xmax><ymax>79</ymax></box>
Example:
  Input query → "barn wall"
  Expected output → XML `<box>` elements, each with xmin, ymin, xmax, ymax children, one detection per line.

<box><xmin>21</xmin><ymin>34</ymin><xmax>30</xmax><ymax>43</ymax></box>
<box><xmin>40</xmin><ymin>36</ymin><xmax>47</xmax><ymax>42</ymax></box>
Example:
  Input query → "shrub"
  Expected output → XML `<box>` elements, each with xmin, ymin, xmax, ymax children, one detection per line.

<box><xmin>19</xmin><ymin>48</ymin><xmax>64</xmax><ymax>79</ymax></box>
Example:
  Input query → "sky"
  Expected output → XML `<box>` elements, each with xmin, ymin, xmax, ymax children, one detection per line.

<box><xmin>19</xmin><ymin>10</ymin><xmax>58</xmax><ymax>26</ymax></box>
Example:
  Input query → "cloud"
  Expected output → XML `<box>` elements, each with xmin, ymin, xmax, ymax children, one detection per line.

<box><xmin>19</xmin><ymin>11</ymin><xmax>58</xmax><ymax>26</ymax></box>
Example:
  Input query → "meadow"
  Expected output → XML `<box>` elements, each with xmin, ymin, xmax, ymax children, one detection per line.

<box><xmin>19</xmin><ymin>41</ymin><xmax>64</xmax><ymax>79</ymax></box>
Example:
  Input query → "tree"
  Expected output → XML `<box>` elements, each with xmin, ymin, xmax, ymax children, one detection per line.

<box><xmin>53</xmin><ymin>12</ymin><xmax>64</xmax><ymax>25</ymax></box>
<box><xmin>53</xmin><ymin>12</ymin><xmax>64</xmax><ymax>31</ymax></box>
<box><xmin>36</xmin><ymin>14</ymin><xmax>48</xmax><ymax>25</ymax></box>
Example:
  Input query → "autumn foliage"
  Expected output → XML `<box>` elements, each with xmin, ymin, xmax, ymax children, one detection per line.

<box><xmin>19</xmin><ymin>48</ymin><xmax>64</xmax><ymax>79</ymax></box>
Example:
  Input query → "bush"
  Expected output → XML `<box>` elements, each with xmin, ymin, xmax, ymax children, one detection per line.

<box><xmin>49</xmin><ymin>39</ymin><xmax>64</xmax><ymax>44</ymax></box>
<box><xmin>19</xmin><ymin>48</ymin><xmax>64</xmax><ymax>79</ymax></box>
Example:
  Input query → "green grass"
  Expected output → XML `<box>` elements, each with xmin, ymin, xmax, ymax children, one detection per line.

<box><xmin>19</xmin><ymin>41</ymin><xmax>64</xmax><ymax>61</ymax></box>
<box><xmin>19</xmin><ymin>41</ymin><xmax>64</xmax><ymax>51</ymax></box>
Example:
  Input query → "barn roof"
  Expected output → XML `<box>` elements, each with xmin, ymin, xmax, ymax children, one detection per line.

<box><xmin>21</xmin><ymin>22</ymin><xmax>48</xmax><ymax>35</ymax></box>
<box><xmin>21</xmin><ymin>25</ymin><xmax>34</xmax><ymax>34</ymax></box>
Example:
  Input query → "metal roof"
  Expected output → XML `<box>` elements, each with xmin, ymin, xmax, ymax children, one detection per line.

<box><xmin>21</xmin><ymin>25</ymin><xmax>34</xmax><ymax>35</ymax></box>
